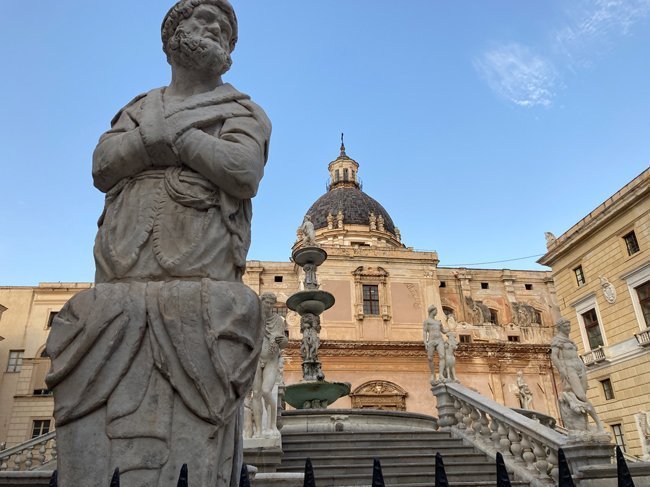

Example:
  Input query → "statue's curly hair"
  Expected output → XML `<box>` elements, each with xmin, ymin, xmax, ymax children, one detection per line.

<box><xmin>161</xmin><ymin>0</ymin><xmax>238</xmax><ymax>54</ymax></box>
<box><xmin>555</xmin><ymin>317</ymin><xmax>571</xmax><ymax>329</ymax></box>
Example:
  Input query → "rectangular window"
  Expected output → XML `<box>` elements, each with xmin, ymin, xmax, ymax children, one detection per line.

<box><xmin>274</xmin><ymin>275</ymin><xmax>283</xmax><ymax>283</ymax></box>
<box><xmin>47</xmin><ymin>311</ymin><xmax>58</xmax><ymax>328</ymax></box>
<box><xmin>507</xmin><ymin>335</ymin><xmax>520</xmax><ymax>342</ymax></box>
<box><xmin>459</xmin><ymin>334</ymin><xmax>472</xmax><ymax>343</ymax></box>
<box><xmin>623</xmin><ymin>231</ymin><xmax>640</xmax><ymax>256</ymax></box>
<box><xmin>31</xmin><ymin>419</ymin><xmax>51</xmax><ymax>439</ymax></box>
<box><xmin>272</xmin><ymin>305</ymin><xmax>287</xmax><ymax>318</ymax></box>
<box><xmin>481</xmin><ymin>282</ymin><xmax>489</xmax><ymax>289</ymax></box>
<box><xmin>574</xmin><ymin>265</ymin><xmax>586</xmax><ymax>286</ymax></box>
<box><xmin>6</xmin><ymin>350</ymin><xmax>24</xmax><ymax>373</ymax></box>
<box><xmin>600</xmin><ymin>378</ymin><xmax>615</xmax><ymax>400</ymax></box>
<box><xmin>582</xmin><ymin>308</ymin><xmax>604</xmax><ymax>349</ymax></box>
<box><xmin>439</xmin><ymin>281</ymin><xmax>446</xmax><ymax>288</ymax></box>
<box><xmin>532</xmin><ymin>310</ymin><xmax>543</xmax><ymax>325</ymax></box>
<box><xmin>525</xmin><ymin>283</ymin><xmax>533</xmax><ymax>290</ymax></box>
<box><xmin>612</xmin><ymin>424</ymin><xmax>626</xmax><ymax>452</ymax></box>
<box><xmin>362</xmin><ymin>285</ymin><xmax>380</xmax><ymax>315</ymax></box>
<box><xmin>489</xmin><ymin>309</ymin><xmax>499</xmax><ymax>325</ymax></box>
<box><xmin>636</xmin><ymin>281</ymin><xmax>650</xmax><ymax>328</ymax></box>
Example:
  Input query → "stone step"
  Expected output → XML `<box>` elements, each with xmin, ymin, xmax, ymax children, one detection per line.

<box><xmin>282</xmin><ymin>431</ymin><xmax>451</xmax><ymax>442</ymax></box>
<box><xmin>283</xmin><ymin>437</ymin><xmax>465</xmax><ymax>450</ymax></box>
<box><xmin>304</xmin><ymin>470</ymin><xmax>501</xmax><ymax>486</ymax></box>
<box><xmin>279</xmin><ymin>460</ymin><xmax>498</xmax><ymax>475</ymax></box>
<box><xmin>282</xmin><ymin>444</ymin><xmax>476</xmax><ymax>457</ymax></box>
<box><xmin>278</xmin><ymin>452</ymin><xmax>488</xmax><ymax>468</ymax></box>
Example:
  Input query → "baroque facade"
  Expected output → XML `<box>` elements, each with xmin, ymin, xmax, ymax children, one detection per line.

<box><xmin>0</xmin><ymin>144</ymin><xmax>561</xmax><ymax>448</ymax></box>
<box><xmin>539</xmin><ymin>168</ymin><xmax>650</xmax><ymax>459</ymax></box>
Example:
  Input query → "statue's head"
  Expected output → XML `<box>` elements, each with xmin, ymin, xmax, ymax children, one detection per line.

<box><xmin>162</xmin><ymin>0</ymin><xmax>238</xmax><ymax>75</ymax></box>
<box><xmin>555</xmin><ymin>317</ymin><xmax>571</xmax><ymax>334</ymax></box>
<box><xmin>260</xmin><ymin>292</ymin><xmax>277</xmax><ymax>315</ymax></box>
<box><xmin>428</xmin><ymin>305</ymin><xmax>437</xmax><ymax>318</ymax></box>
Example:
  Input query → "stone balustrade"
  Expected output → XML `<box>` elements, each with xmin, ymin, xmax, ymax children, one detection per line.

<box><xmin>0</xmin><ymin>432</ymin><xmax>56</xmax><ymax>472</ymax></box>
<box><xmin>432</xmin><ymin>381</ymin><xmax>612</xmax><ymax>487</ymax></box>
<box><xmin>580</xmin><ymin>346</ymin><xmax>607</xmax><ymax>366</ymax></box>
<box><xmin>635</xmin><ymin>328</ymin><xmax>650</xmax><ymax>347</ymax></box>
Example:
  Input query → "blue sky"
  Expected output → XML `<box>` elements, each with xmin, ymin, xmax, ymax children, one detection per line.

<box><xmin>1</xmin><ymin>1</ymin><xmax>649</xmax><ymax>285</ymax></box>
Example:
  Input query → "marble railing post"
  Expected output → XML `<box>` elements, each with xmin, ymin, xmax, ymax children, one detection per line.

<box><xmin>431</xmin><ymin>383</ymin><xmax>459</xmax><ymax>428</ymax></box>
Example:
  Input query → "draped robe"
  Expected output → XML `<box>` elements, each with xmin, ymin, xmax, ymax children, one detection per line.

<box><xmin>46</xmin><ymin>83</ymin><xmax>271</xmax><ymax>487</ymax></box>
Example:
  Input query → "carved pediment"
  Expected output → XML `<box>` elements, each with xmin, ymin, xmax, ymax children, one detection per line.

<box><xmin>352</xmin><ymin>266</ymin><xmax>389</xmax><ymax>282</ymax></box>
<box><xmin>352</xmin><ymin>380</ymin><xmax>407</xmax><ymax>396</ymax></box>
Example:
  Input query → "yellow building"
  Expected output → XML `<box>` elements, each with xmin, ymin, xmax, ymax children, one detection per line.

<box><xmin>0</xmin><ymin>145</ymin><xmax>562</xmax><ymax>448</ymax></box>
<box><xmin>539</xmin><ymin>168</ymin><xmax>650</xmax><ymax>459</ymax></box>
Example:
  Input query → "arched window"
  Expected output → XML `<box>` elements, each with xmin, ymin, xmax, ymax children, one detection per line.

<box><xmin>343</xmin><ymin>168</ymin><xmax>349</xmax><ymax>181</ymax></box>
<box><xmin>334</xmin><ymin>169</ymin><xmax>340</xmax><ymax>182</ymax></box>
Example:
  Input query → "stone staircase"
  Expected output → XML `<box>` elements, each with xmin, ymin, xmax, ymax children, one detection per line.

<box><xmin>277</xmin><ymin>429</ymin><xmax>529</xmax><ymax>486</ymax></box>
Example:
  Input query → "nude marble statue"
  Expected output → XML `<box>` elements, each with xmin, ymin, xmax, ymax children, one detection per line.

<box><xmin>251</xmin><ymin>293</ymin><xmax>288</xmax><ymax>439</ymax></box>
<box><xmin>45</xmin><ymin>1</ymin><xmax>271</xmax><ymax>485</ymax></box>
<box><xmin>551</xmin><ymin>318</ymin><xmax>604</xmax><ymax>432</ymax></box>
<box><xmin>423</xmin><ymin>305</ymin><xmax>447</xmax><ymax>382</ymax></box>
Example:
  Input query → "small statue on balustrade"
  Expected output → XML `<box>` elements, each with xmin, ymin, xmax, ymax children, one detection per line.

<box><xmin>551</xmin><ymin>318</ymin><xmax>606</xmax><ymax>434</ymax></box>
<box><xmin>441</xmin><ymin>331</ymin><xmax>458</xmax><ymax>382</ymax></box>
<box><xmin>251</xmin><ymin>293</ymin><xmax>288</xmax><ymax>438</ymax></box>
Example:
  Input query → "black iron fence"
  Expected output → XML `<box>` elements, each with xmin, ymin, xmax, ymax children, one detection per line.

<box><xmin>47</xmin><ymin>446</ymin><xmax>635</xmax><ymax>487</ymax></box>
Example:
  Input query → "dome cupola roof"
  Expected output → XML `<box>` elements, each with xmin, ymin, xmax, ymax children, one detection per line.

<box><xmin>303</xmin><ymin>136</ymin><xmax>401</xmax><ymax>246</ymax></box>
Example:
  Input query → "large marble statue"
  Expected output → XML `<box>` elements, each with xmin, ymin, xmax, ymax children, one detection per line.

<box><xmin>45</xmin><ymin>1</ymin><xmax>271</xmax><ymax>485</ymax></box>
<box><xmin>251</xmin><ymin>293</ymin><xmax>288</xmax><ymax>439</ymax></box>
<box><xmin>550</xmin><ymin>318</ymin><xmax>605</xmax><ymax>432</ymax></box>
<box><xmin>423</xmin><ymin>305</ymin><xmax>447</xmax><ymax>382</ymax></box>
<box><xmin>516</xmin><ymin>371</ymin><xmax>534</xmax><ymax>409</ymax></box>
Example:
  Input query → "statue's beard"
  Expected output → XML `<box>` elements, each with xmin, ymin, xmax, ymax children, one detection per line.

<box><xmin>167</xmin><ymin>28</ymin><xmax>232</xmax><ymax>76</ymax></box>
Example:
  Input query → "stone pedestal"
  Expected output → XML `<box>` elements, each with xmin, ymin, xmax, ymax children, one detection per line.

<box><xmin>431</xmin><ymin>383</ymin><xmax>458</xmax><ymax>428</ymax></box>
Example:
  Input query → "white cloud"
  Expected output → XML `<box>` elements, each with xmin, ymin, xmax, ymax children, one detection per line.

<box><xmin>474</xmin><ymin>44</ymin><xmax>558</xmax><ymax>107</ymax></box>
<box><xmin>555</xmin><ymin>0</ymin><xmax>650</xmax><ymax>66</ymax></box>
<box><xmin>475</xmin><ymin>0</ymin><xmax>650</xmax><ymax>107</ymax></box>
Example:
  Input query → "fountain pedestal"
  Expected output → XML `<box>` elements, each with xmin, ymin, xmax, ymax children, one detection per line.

<box><xmin>285</xmin><ymin>246</ymin><xmax>350</xmax><ymax>409</ymax></box>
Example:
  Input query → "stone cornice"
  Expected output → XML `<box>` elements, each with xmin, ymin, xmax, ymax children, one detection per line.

<box><xmin>284</xmin><ymin>340</ymin><xmax>551</xmax><ymax>359</ymax></box>
<box><xmin>538</xmin><ymin>168</ymin><xmax>649</xmax><ymax>267</ymax></box>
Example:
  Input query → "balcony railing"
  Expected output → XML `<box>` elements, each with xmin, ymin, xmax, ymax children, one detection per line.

<box><xmin>581</xmin><ymin>346</ymin><xmax>607</xmax><ymax>366</ymax></box>
<box><xmin>635</xmin><ymin>328</ymin><xmax>650</xmax><ymax>347</ymax></box>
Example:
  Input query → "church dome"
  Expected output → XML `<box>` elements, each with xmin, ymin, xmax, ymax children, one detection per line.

<box><xmin>306</xmin><ymin>186</ymin><xmax>397</xmax><ymax>236</ymax></box>
<box><xmin>303</xmin><ymin>137</ymin><xmax>399</xmax><ymax>240</ymax></box>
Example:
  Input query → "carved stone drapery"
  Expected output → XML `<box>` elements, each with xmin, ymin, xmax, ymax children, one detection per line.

<box><xmin>352</xmin><ymin>266</ymin><xmax>391</xmax><ymax>321</ymax></box>
<box><xmin>350</xmin><ymin>380</ymin><xmax>407</xmax><ymax>411</ymax></box>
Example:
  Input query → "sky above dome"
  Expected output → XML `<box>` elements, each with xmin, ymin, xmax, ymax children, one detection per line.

<box><xmin>1</xmin><ymin>1</ymin><xmax>649</xmax><ymax>285</ymax></box>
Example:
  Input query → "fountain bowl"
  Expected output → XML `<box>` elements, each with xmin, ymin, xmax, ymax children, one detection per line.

<box><xmin>287</xmin><ymin>290</ymin><xmax>335</xmax><ymax>315</ymax></box>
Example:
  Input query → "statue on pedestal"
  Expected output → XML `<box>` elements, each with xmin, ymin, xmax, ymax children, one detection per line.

<box><xmin>251</xmin><ymin>294</ymin><xmax>288</xmax><ymax>439</ymax></box>
<box><xmin>299</xmin><ymin>215</ymin><xmax>317</xmax><ymax>247</ymax></box>
<box><xmin>441</xmin><ymin>331</ymin><xmax>458</xmax><ymax>381</ymax></box>
<box><xmin>45</xmin><ymin>1</ymin><xmax>271</xmax><ymax>485</ymax></box>
<box><xmin>423</xmin><ymin>305</ymin><xmax>447</xmax><ymax>382</ymax></box>
<box><xmin>551</xmin><ymin>318</ymin><xmax>605</xmax><ymax>433</ymax></box>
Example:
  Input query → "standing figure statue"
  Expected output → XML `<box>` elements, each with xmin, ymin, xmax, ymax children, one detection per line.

<box><xmin>300</xmin><ymin>313</ymin><xmax>324</xmax><ymax>381</ymax></box>
<box><xmin>516</xmin><ymin>371</ymin><xmax>534</xmax><ymax>409</ymax></box>
<box><xmin>423</xmin><ymin>305</ymin><xmax>447</xmax><ymax>382</ymax></box>
<box><xmin>300</xmin><ymin>215</ymin><xmax>317</xmax><ymax>247</ymax></box>
<box><xmin>251</xmin><ymin>294</ymin><xmax>288</xmax><ymax>439</ymax></box>
<box><xmin>442</xmin><ymin>331</ymin><xmax>458</xmax><ymax>381</ymax></box>
<box><xmin>45</xmin><ymin>1</ymin><xmax>271</xmax><ymax>485</ymax></box>
<box><xmin>551</xmin><ymin>318</ymin><xmax>605</xmax><ymax>432</ymax></box>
